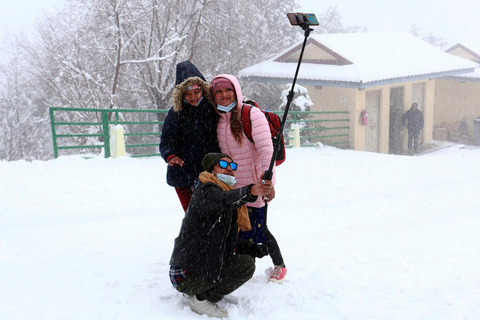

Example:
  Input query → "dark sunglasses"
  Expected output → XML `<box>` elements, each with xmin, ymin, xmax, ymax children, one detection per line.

<box><xmin>218</xmin><ymin>160</ymin><xmax>237</xmax><ymax>171</ymax></box>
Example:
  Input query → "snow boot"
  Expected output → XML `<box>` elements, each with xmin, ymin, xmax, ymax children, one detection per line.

<box><xmin>188</xmin><ymin>295</ymin><xmax>228</xmax><ymax>318</ymax></box>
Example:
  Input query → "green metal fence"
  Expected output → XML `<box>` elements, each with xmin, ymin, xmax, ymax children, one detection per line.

<box><xmin>49</xmin><ymin>107</ymin><xmax>349</xmax><ymax>158</ymax></box>
<box><xmin>274</xmin><ymin>110</ymin><xmax>350</xmax><ymax>147</ymax></box>
<box><xmin>49</xmin><ymin>107</ymin><xmax>167</xmax><ymax>158</ymax></box>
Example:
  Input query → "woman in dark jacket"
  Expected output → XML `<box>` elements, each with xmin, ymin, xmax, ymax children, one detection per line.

<box><xmin>169</xmin><ymin>153</ymin><xmax>271</xmax><ymax>318</ymax></box>
<box><xmin>159</xmin><ymin>61</ymin><xmax>219</xmax><ymax>211</ymax></box>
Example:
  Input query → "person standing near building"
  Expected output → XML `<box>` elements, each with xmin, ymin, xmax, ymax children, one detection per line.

<box><xmin>402</xmin><ymin>103</ymin><xmax>424</xmax><ymax>152</ymax></box>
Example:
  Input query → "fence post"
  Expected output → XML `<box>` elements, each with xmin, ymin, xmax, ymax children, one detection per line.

<box><xmin>110</xmin><ymin>125</ymin><xmax>127</xmax><ymax>158</ymax></box>
<box><xmin>101</xmin><ymin>111</ymin><xmax>111</xmax><ymax>158</ymax></box>
<box><xmin>49</xmin><ymin>108</ymin><xmax>59</xmax><ymax>158</ymax></box>
<box><xmin>292</xmin><ymin>124</ymin><xmax>301</xmax><ymax>148</ymax></box>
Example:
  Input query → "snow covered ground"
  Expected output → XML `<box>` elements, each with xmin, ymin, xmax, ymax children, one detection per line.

<box><xmin>1</xmin><ymin>144</ymin><xmax>480</xmax><ymax>320</ymax></box>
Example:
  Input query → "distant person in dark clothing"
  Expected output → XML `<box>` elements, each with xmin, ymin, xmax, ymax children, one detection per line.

<box><xmin>169</xmin><ymin>153</ymin><xmax>271</xmax><ymax>318</ymax></box>
<box><xmin>402</xmin><ymin>103</ymin><xmax>424</xmax><ymax>151</ymax></box>
<box><xmin>159</xmin><ymin>61</ymin><xmax>220</xmax><ymax>211</ymax></box>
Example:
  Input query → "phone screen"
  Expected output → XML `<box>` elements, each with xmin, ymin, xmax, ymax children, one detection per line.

<box><xmin>305</xmin><ymin>13</ymin><xmax>319</xmax><ymax>26</ymax></box>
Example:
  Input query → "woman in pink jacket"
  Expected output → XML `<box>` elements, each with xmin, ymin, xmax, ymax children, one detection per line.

<box><xmin>210</xmin><ymin>74</ymin><xmax>287</xmax><ymax>284</ymax></box>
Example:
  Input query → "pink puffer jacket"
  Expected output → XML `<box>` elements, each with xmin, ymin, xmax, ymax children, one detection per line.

<box><xmin>213</xmin><ymin>74</ymin><xmax>276</xmax><ymax>208</ymax></box>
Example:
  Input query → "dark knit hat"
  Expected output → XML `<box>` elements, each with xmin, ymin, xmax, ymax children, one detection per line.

<box><xmin>210</xmin><ymin>77</ymin><xmax>235</xmax><ymax>97</ymax></box>
<box><xmin>201</xmin><ymin>153</ymin><xmax>233</xmax><ymax>172</ymax></box>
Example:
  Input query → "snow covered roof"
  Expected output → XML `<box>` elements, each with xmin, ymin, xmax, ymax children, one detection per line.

<box><xmin>239</xmin><ymin>32</ymin><xmax>479</xmax><ymax>89</ymax></box>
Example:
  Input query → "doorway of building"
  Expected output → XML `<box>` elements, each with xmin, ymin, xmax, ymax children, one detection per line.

<box><xmin>389</xmin><ymin>87</ymin><xmax>404</xmax><ymax>154</ymax></box>
<box><xmin>365</xmin><ymin>90</ymin><xmax>381</xmax><ymax>153</ymax></box>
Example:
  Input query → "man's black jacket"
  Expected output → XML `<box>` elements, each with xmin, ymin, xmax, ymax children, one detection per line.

<box><xmin>170</xmin><ymin>181</ymin><xmax>257</xmax><ymax>283</ymax></box>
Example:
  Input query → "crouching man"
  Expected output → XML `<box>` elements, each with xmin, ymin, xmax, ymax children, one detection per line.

<box><xmin>169</xmin><ymin>153</ymin><xmax>272</xmax><ymax>318</ymax></box>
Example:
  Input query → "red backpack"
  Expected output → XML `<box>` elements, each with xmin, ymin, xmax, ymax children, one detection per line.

<box><xmin>241</xmin><ymin>100</ymin><xmax>286</xmax><ymax>166</ymax></box>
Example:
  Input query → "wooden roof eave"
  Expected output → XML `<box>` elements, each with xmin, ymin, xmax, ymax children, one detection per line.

<box><xmin>274</xmin><ymin>38</ymin><xmax>354</xmax><ymax>66</ymax></box>
<box><xmin>446</xmin><ymin>44</ymin><xmax>480</xmax><ymax>63</ymax></box>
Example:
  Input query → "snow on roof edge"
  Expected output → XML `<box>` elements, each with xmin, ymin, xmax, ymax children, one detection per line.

<box><xmin>238</xmin><ymin>32</ymin><xmax>479</xmax><ymax>86</ymax></box>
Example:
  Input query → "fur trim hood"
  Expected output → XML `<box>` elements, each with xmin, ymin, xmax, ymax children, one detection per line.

<box><xmin>173</xmin><ymin>76</ymin><xmax>212</xmax><ymax>112</ymax></box>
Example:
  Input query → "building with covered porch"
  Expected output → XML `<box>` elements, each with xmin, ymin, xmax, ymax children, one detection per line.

<box><xmin>239</xmin><ymin>32</ymin><xmax>478</xmax><ymax>154</ymax></box>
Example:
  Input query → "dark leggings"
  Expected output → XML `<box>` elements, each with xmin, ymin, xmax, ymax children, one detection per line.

<box><xmin>238</xmin><ymin>206</ymin><xmax>285</xmax><ymax>267</ymax></box>
<box><xmin>265</xmin><ymin>228</ymin><xmax>284</xmax><ymax>266</ymax></box>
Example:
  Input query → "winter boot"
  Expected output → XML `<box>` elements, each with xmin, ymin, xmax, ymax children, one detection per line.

<box><xmin>188</xmin><ymin>295</ymin><xmax>228</xmax><ymax>318</ymax></box>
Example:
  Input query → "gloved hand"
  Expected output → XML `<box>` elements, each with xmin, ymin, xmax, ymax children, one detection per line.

<box><xmin>251</xmin><ymin>243</ymin><xmax>269</xmax><ymax>258</ymax></box>
<box><xmin>236</xmin><ymin>240</ymin><xmax>269</xmax><ymax>258</ymax></box>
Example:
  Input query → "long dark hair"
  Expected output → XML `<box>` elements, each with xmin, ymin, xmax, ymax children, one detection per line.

<box><xmin>230</xmin><ymin>105</ymin><xmax>244</xmax><ymax>145</ymax></box>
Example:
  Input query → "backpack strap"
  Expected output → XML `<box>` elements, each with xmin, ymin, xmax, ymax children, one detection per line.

<box><xmin>241</xmin><ymin>103</ymin><xmax>254</xmax><ymax>142</ymax></box>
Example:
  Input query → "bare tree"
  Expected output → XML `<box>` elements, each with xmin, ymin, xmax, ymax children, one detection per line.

<box><xmin>0</xmin><ymin>33</ymin><xmax>51</xmax><ymax>161</ymax></box>
<box><xmin>410</xmin><ymin>25</ymin><xmax>448</xmax><ymax>49</ymax></box>
<box><xmin>313</xmin><ymin>7</ymin><xmax>367</xmax><ymax>34</ymax></box>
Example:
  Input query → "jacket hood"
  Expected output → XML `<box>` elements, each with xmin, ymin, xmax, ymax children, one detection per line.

<box><xmin>173</xmin><ymin>76</ymin><xmax>212</xmax><ymax>112</ymax></box>
<box><xmin>175</xmin><ymin>60</ymin><xmax>206</xmax><ymax>85</ymax></box>
<box><xmin>211</xmin><ymin>74</ymin><xmax>244</xmax><ymax>112</ymax></box>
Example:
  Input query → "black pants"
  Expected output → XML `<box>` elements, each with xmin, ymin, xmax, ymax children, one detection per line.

<box><xmin>408</xmin><ymin>128</ymin><xmax>421</xmax><ymax>150</ymax></box>
<box><xmin>174</xmin><ymin>254</ymin><xmax>255</xmax><ymax>303</ymax></box>
<box><xmin>265</xmin><ymin>228</ymin><xmax>284</xmax><ymax>266</ymax></box>
<box><xmin>238</xmin><ymin>206</ymin><xmax>285</xmax><ymax>267</ymax></box>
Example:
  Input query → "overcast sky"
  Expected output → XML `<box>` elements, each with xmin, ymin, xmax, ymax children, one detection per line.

<box><xmin>297</xmin><ymin>0</ymin><xmax>480</xmax><ymax>46</ymax></box>
<box><xmin>0</xmin><ymin>0</ymin><xmax>66</xmax><ymax>39</ymax></box>
<box><xmin>1</xmin><ymin>0</ymin><xmax>478</xmax><ymax>47</ymax></box>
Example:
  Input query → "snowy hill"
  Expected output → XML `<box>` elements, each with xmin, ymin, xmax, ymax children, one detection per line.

<box><xmin>1</xmin><ymin>145</ymin><xmax>480</xmax><ymax>320</ymax></box>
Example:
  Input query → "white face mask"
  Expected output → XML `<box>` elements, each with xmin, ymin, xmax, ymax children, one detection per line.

<box><xmin>183</xmin><ymin>95</ymin><xmax>203</xmax><ymax>107</ymax></box>
<box><xmin>216</xmin><ymin>101</ymin><xmax>237</xmax><ymax>113</ymax></box>
<box><xmin>216</xmin><ymin>173</ymin><xmax>236</xmax><ymax>186</ymax></box>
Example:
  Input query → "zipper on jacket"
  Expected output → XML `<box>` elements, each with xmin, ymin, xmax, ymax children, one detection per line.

<box><xmin>233</xmin><ymin>193</ymin><xmax>249</xmax><ymax>206</ymax></box>
<box><xmin>207</xmin><ymin>216</ymin><xmax>222</xmax><ymax>235</ymax></box>
<box><xmin>216</xmin><ymin>211</ymin><xmax>233</xmax><ymax>281</ymax></box>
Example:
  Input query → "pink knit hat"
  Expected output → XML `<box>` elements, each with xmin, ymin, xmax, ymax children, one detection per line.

<box><xmin>210</xmin><ymin>77</ymin><xmax>235</xmax><ymax>97</ymax></box>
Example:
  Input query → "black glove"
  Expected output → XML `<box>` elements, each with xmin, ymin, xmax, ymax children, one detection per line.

<box><xmin>250</xmin><ymin>243</ymin><xmax>269</xmax><ymax>258</ymax></box>
<box><xmin>236</xmin><ymin>239</ymin><xmax>269</xmax><ymax>258</ymax></box>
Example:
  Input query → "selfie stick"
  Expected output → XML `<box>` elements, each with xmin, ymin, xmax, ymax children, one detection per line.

<box><xmin>263</xmin><ymin>17</ymin><xmax>314</xmax><ymax>181</ymax></box>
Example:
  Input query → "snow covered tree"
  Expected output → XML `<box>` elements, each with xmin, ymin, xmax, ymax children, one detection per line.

<box><xmin>280</xmin><ymin>84</ymin><xmax>312</xmax><ymax>123</ymax></box>
<box><xmin>410</xmin><ymin>25</ymin><xmax>447</xmax><ymax>49</ymax></box>
<box><xmin>196</xmin><ymin>0</ymin><xmax>298</xmax><ymax>75</ymax></box>
<box><xmin>276</xmin><ymin>83</ymin><xmax>314</xmax><ymax>145</ymax></box>
<box><xmin>313</xmin><ymin>7</ymin><xmax>367</xmax><ymax>34</ymax></box>
<box><xmin>28</xmin><ymin>0</ymin><xmax>185</xmax><ymax>110</ymax></box>
<box><xmin>0</xmin><ymin>33</ymin><xmax>51</xmax><ymax>161</ymax></box>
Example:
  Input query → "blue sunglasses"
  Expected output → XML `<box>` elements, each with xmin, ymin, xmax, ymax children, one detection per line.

<box><xmin>218</xmin><ymin>160</ymin><xmax>238</xmax><ymax>171</ymax></box>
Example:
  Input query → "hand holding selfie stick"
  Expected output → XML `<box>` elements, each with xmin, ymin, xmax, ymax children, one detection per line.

<box><xmin>263</xmin><ymin>13</ymin><xmax>318</xmax><ymax>182</ymax></box>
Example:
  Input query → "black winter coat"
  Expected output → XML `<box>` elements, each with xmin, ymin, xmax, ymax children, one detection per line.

<box><xmin>169</xmin><ymin>182</ymin><xmax>257</xmax><ymax>283</ymax></box>
<box><xmin>402</xmin><ymin>109</ymin><xmax>424</xmax><ymax>131</ymax></box>
<box><xmin>159</xmin><ymin>99</ymin><xmax>219</xmax><ymax>187</ymax></box>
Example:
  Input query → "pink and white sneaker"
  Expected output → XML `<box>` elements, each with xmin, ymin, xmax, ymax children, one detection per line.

<box><xmin>269</xmin><ymin>265</ymin><xmax>287</xmax><ymax>283</ymax></box>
